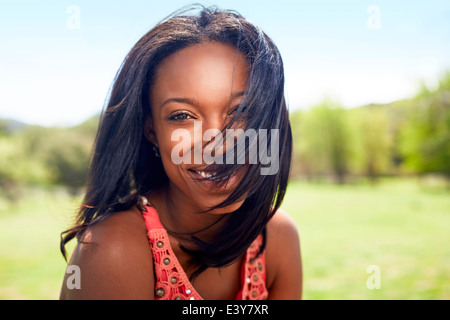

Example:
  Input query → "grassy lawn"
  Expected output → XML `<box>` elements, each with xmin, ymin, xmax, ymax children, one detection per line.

<box><xmin>282</xmin><ymin>178</ymin><xmax>450</xmax><ymax>299</ymax></box>
<box><xmin>0</xmin><ymin>178</ymin><xmax>449</xmax><ymax>299</ymax></box>
<box><xmin>0</xmin><ymin>187</ymin><xmax>78</xmax><ymax>299</ymax></box>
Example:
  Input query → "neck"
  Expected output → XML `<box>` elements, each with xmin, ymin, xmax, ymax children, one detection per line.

<box><xmin>148</xmin><ymin>183</ymin><xmax>228</xmax><ymax>243</ymax></box>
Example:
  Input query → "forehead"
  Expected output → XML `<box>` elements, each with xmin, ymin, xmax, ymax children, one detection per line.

<box><xmin>150</xmin><ymin>41</ymin><xmax>249</xmax><ymax>107</ymax></box>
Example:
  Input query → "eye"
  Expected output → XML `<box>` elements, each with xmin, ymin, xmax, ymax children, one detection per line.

<box><xmin>227</xmin><ymin>105</ymin><xmax>241</xmax><ymax>116</ymax></box>
<box><xmin>168</xmin><ymin>112</ymin><xmax>194</xmax><ymax>121</ymax></box>
<box><xmin>228</xmin><ymin>105</ymin><xmax>248</xmax><ymax>118</ymax></box>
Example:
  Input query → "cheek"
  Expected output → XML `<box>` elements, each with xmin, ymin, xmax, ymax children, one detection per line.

<box><xmin>157</xmin><ymin>133</ymin><xmax>183</xmax><ymax>170</ymax></box>
<box><xmin>158</xmin><ymin>126</ymin><xmax>203</xmax><ymax>166</ymax></box>
<box><xmin>156</xmin><ymin>128</ymin><xmax>194</xmax><ymax>180</ymax></box>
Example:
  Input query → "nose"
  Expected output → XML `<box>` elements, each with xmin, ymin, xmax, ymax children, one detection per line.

<box><xmin>201</xmin><ymin>115</ymin><xmax>227</xmax><ymax>159</ymax></box>
<box><xmin>203</xmin><ymin>113</ymin><xmax>227</xmax><ymax>135</ymax></box>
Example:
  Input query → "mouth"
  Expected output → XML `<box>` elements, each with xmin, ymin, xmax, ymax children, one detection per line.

<box><xmin>189</xmin><ymin>169</ymin><xmax>238</xmax><ymax>181</ymax></box>
<box><xmin>186</xmin><ymin>165</ymin><xmax>245</xmax><ymax>192</ymax></box>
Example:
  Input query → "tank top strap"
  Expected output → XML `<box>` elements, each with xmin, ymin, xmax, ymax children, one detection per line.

<box><xmin>140</xmin><ymin>204</ymin><xmax>268</xmax><ymax>300</ymax></box>
<box><xmin>236</xmin><ymin>233</ymin><xmax>268</xmax><ymax>300</ymax></box>
<box><xmin>142</xmin><ymin>205</ymin><xmax>165</xmax><ymax>231</ymax></box>
<box><xmin>140</xmin><ymin>204</ymin><xmax>203</xmax><ymax>300</ymax></box>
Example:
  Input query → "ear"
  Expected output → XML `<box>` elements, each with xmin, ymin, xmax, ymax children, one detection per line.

<box><xmin>144</xmin><ymin>117</ymin><xmax>158</xmax><ymax>146</ymax></box>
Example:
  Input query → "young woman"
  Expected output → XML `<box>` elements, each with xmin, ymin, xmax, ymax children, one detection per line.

<box><xmin>59</xmin><ymin>5</ymin><xmax>302</xmax><ymax>300</ymax></box>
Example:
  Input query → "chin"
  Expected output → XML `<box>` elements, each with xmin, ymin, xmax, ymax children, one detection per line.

<box><xmin>201</xmin><ymin>197</ymin><xmax>246</xmax><ymax>215</ymax></box>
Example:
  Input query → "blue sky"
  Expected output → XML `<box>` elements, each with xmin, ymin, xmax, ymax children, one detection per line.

<box><xmin>1</xmin><ymin>0</ymin><xmax>450</xmax><ymax>127</ymax></box>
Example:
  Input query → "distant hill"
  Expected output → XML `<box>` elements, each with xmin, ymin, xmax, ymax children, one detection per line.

<box><xmin>0</xmin><ymin>118</ymin><xmax>28</xmax><ymax>134</ymax></box>
<box><xmin>0</xmin><ymin>114</ymin><xmax>101</xmax><ymax>136</ymax></box>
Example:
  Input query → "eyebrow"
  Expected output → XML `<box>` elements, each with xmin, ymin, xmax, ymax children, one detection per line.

<box><xmin>160</xmin><ymin>91</ymin><xmax>246</xmax><ymax>109</ymax></box>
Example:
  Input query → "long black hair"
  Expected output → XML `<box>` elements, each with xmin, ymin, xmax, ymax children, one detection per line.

<box><xmin>60</xmin><ymin>4</ymin><xmax>292</xmax><ymax>278</ymax></box>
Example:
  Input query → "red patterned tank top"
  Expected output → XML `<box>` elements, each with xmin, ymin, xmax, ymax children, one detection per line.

<box><xmin>141</xmin><ymin>205</ymin><xmax>268</xmax><ymax>300</ymax></box>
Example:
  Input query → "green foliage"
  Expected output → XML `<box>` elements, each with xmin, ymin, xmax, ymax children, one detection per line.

<box><xmin>292</xmin><ymin>99</ymin><xmax>351</xmax><ymax>183</ymax></box>
<box><xmin>399</xmin><ymin>72</ymin><xmax>450</xmax><ymax>178</ymax></box>
<box><xmin>290</xmin><ymin>71</ymin><xmax>450</xmax><ymax>184</ymax></box>
<box><xmin>0</xmin><ymin>134</ymin><xmax>52</xmax><ymax>185</ymax></box>
<box><xmin>291</xmin><ymin>100</ymin><xmax>391</xmax><ymax>184</ymax></box>
<box><xmin>0</xmin><ymin>116</ymin><xmax>98</xmax><ymax>194</ymax></box>
<box><xmin>348</xmin><ymin>105</ymin><xmax>392</xmax><ymax>181</ymax></box>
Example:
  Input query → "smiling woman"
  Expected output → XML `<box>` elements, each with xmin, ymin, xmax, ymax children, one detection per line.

<box><xmin>59</xmin><ymin>5</ymin><xmax>301</xmax><ymax>300</ymax></box>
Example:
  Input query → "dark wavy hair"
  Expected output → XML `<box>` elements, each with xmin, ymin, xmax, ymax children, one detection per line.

<box><xmin>60</xmin><ymin>4</ymin><xmax>292</xmax><ymax>278</ymax></box>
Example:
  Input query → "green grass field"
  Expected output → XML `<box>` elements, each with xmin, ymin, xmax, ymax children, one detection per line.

<box><xmin>1</xmin><ymin>178</ymin><xmax>449</xmax><ymax>299</ymax></box>
<box><xmin>283</xmin><ymin>178</ymin><xmax>450</xmax><ymax>299</ymax></box>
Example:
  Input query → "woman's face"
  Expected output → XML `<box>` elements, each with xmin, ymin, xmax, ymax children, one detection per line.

<box><xmin>146</xmin><ymin>41</ymin><xmax>249</xmax><ymax>213</ymax></box>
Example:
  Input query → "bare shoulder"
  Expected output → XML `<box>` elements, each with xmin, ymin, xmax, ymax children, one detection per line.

<box><xmin>265</xmin><ymin>208</ymin><xmax>302</xmax><ymax>300</ymax></box>
<box><xmin>59</xmin><ymin>207</ymin><xmax>155</xmax><ymax>299</ymax></box>
<box><xmin>267</xmin><ymin>208</ymin><xmax>299</xmax><ymax>238</ymax></box>
<box><xmin>266</xmin><ymin>208</ymin><xmax>300</xmax><ymax>256</ymax></box>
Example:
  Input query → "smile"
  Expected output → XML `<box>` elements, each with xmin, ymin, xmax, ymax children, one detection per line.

<box><xmin>170</xmin><ymin>120</ymin><xmax>280</xmax><ymax>176</ymax></box>
<box><xmin>190</xmin><ymin>169</ymin><xmax>237</xmax><ymax>181</ymax></box>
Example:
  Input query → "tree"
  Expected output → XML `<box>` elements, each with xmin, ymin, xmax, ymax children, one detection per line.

<box><xmin>400</xmin><ymin>72</ymin><xmax>450</xmax><ymax>183</ymax></box>
<box><xmin>294</xmin><ymin>99</ymin><xmax>352</xmax><ymax>184</ymax></box>
<box><xmin>348</xmin><ymin>105</ymin><xmax>391</xmax><ymax>183</ymax></box>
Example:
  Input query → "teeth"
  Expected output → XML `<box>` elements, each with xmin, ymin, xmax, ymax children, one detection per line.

<box><xmin>196</xmin><ymin>171</ymin><xmax>214</xmax><ymax>178</ymax></box>
<box><xmin>194</xmin><ymin>170</ymin><xmax>237</xmax><ymax>180</ymax></box>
